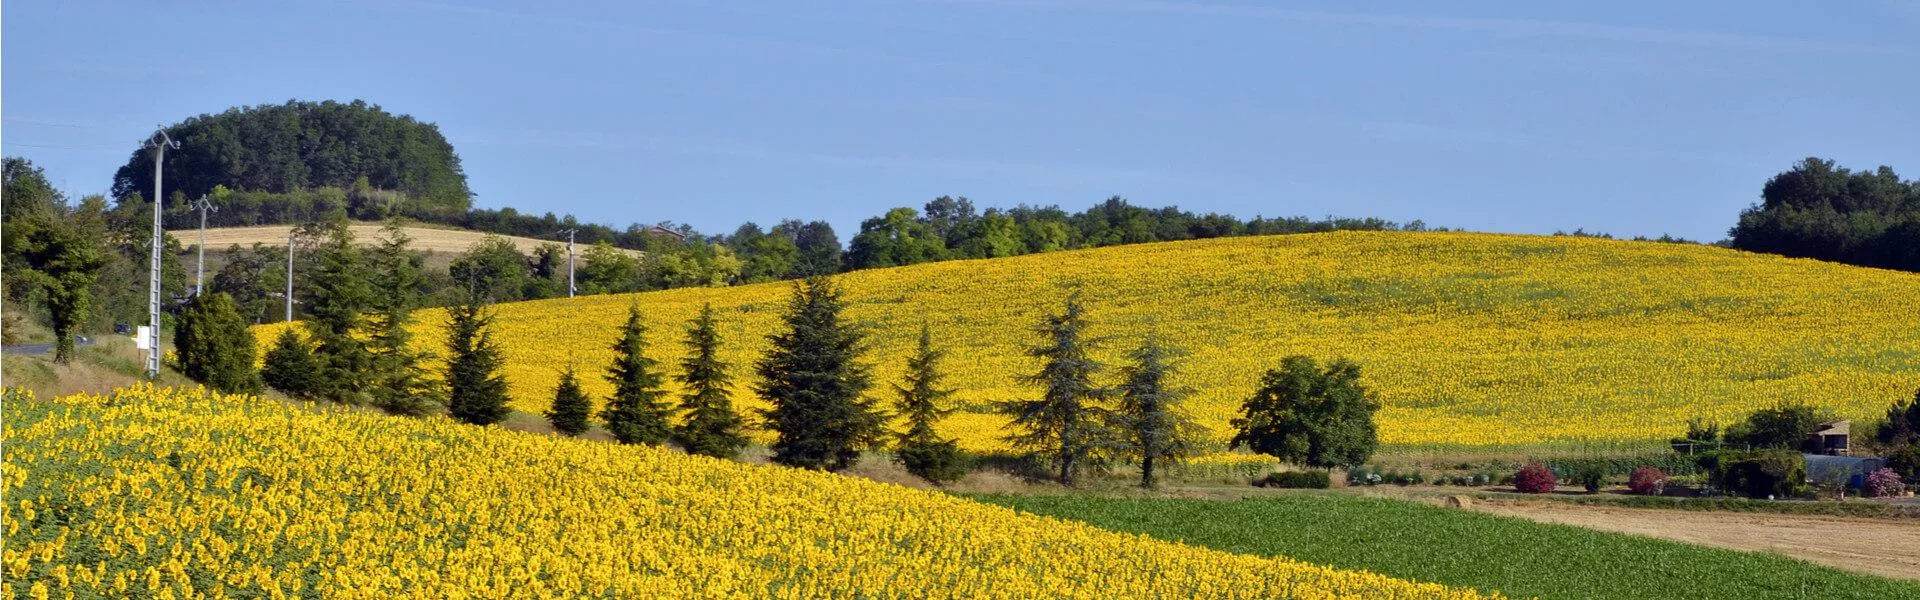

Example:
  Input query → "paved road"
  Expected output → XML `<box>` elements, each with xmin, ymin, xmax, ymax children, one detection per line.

<box><xmin>2</xmin><ymin>336</ymin><xmax>94</xmax><ymax>356</ymax></box>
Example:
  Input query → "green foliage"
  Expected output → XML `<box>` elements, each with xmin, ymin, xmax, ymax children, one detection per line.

<box><xmin>451</xmin><ymin>235</ymin><xmax>533</xmax><ymax>304</ymax></box>
<box><xmin>300</xmin><ymin>222</ymin><xmax>374</xmax><ymax>404</ymax></box>
<box><xmin>672</xmin><ymin>304</ymin><xmax>748</xmax><ymax>458</ymax></box>
<box><xmin>547</xmin><ymin>366</ymin><xmax>592</xmax><ymax>436</ymax></box>
<box><xmin>756</xmin><ymin>277</ymin><xmax>886</xmax><ymax>471</ymax></box>
<box><xmin>847</xmin><ymin>207</ymin><xmax>949</xmax><ymax>270</ymax></box>
<box><xmin>969</xmin><ymin>494</ymin><xmax>1920</xmax><ymax>600</ymax></box>
<box><xmin>997</xmin><ymin>292</ymin><xmax>1116</xmax><ymax>486</ymax></box>
<box><xmin>260</xmin><ymin>329</ymin><xmax>319</xmax><ymax>398</ymax></box>
<box><xmin>443</xmin><ymin>301</ymin><xmax>511</xmax><ymax>426</ymax></box>
<box><xmin>1884</xmin><ymin>444</ymin><xmax>1920</xmax><ymax>480</ymax></box>
<box><xmin>175</xmin><ymin>292</ymin><xmax>261</xmax><ymax>394</ymax></box>
<box><xmin>1701</xmin><ymin>450</ymin><xmax>1807</xmax><ymax>499</ymax></box>
<box><xmin>2</xmin><ymin>158</ymin><xmax>107</xmax><ymax>365</ymax></box>
<box><xmin>364</xmin><ymin>223</ymin><xmax>438</xmax><ymax>416</ymax></box>
<box><xmin>1229</xmin><ymin>356</ymin><xmax>1380</xmax><ymax>469</ymax></box>
<box><xmin>1111</xmin><ymin>337</ymin><xmax>1203</xmax><ymax>488</ymax></box>
<box><xmin>1729</xmin><ymin>157</ymin><xmax>1920</xmax><ymax>272</ymax></box>
<box><xmin>208</xmin><ymin>242</ymin><xmax>287</xmax><ymax>324</ymax></box>
<box><xmin>1876</xmin><ymin>387</ymin><xmax>1920</xmax><ymax>447</ymax></box>
<box><xmin>1726</xmin><ymin>402</ymin><xmax>1828</xmax><ymax>451</ymax></box>
<box><xmin>1252</xmin><ymin>471</ymin><xmax>1330</xmax><ymax>488</ymax></box>
<box><xmin>110</xmin><ymin>100</ymin><xmax>470</xmax><ymax>212</ymax></box>
<box><xmin>891</xmin><ymin>325</ymin><xmax>967</xmax><ymax>485</ymax></box>
<box><xmin>603</xmin><ymin>304</ymin><xmax>674</xmax><ymax>446</ymax></box>
<box><xmin>577</xmin><ymin>242</ymin><xmax>641</xmax><ymax>294</ymax></box>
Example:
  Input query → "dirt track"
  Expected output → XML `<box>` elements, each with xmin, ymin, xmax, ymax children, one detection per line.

<box><xmin>1473</xmin><ymin>500</ymin><xmax>1920</xmax><ymax>581</ymax></box>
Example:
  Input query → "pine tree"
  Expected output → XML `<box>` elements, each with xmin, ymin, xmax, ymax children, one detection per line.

<box><xmin>301</xmin><ymin>222</ymin><xmax>375</xmax><ymax>404</ymax></box>
<box><xmin>1112</xmin><ymin>337</ymin><xmax>1202</xmax><ymax>488</ymax></box>
<box><xmin>603</xmin><ymin>304</ymin><xmax>674</xmax><ymax>445</ymax></box>
<box><xmin>757</xmin><ymin>276</ymin><xmax>887</xmax><ymax>471</ymax></box>
<box><xmin>176</xmin><ymin>292</ymin><xmax>263</xmax><ymax>394</ymax></box>
<box><xmin>548</xmin><ymin>366</ymin><xmax>592</xmax><ymax>436</ymax></box>
<box><xmin>892</xmin><ymin>324</ymin><xmax>967</xmax><ymax>485</ymax></box>
<box><xmin>364</xmin><ymin>222</ymin><xmax>438</xmax><ymax>416</ymax></box>
<box><xmin>672</xmin><ymin>303</ymin><xmax>748</xmax><ymax>458</ymax></box>
<box><xmin>444</xmin><ymin>301</ymin><xmax>511</xmax><ymax>426</ymax></box>
<box><xmin>261</xmin><ymin>328</ymin><xmax>320</xmax><ymax>398</ymax></box>
<box><xmin>998</xmin><ymin>292</ymin><xmax>1115</xmax><ymax>486</ymax></box>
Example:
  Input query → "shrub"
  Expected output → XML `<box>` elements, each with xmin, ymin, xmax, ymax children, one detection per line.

<box><xmin>1628</xmin><ymin>467</ymin><xmax>1671</xmax><ymax>496</ymax></box>
<box><xmin>1255</xmin><ymin>471</ymin><xmax>1331</xmax><ymax>489</ymax></box>
<box><xmin>1571</xmin><ymin>465</ymin><xmax>1606</xmax><ymax>493</ymax></box>
<box><xmin>1701</xmin><ymin>450</ymin><xmax>1806</xmax><ymax>499</ymax></box>
<box><xmin>1888</xmin><ymin>444</ymin><xmax>1920</xmax><ymax>480</ymax></box>
<box><xmin>1514</xmin><ymin>463</ymin><xmax>1556</xmax><ymax>493</ymax></box>
<box><xmin>1863</xmin><ymin>468</ymin><xmax>1904</xmax><ymax>498</ymax></box>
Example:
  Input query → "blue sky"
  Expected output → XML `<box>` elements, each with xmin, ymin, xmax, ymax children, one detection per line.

<box><xmin>6</xmin><ymin>0</ymin><xmax>1917</xmax><ymax>242</ymax></box>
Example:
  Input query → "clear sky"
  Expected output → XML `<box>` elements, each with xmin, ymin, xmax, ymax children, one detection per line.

<box><xmin>5</xmin><ymin>0</ymin><xmax>1917</xmax><ymax>242</ymax></box>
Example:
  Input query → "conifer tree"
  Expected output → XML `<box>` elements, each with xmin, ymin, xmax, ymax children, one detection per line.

<box><xmin>444</xmin><ymin>300</ymin><xmax>511</xmax><ymax>426</ymax></box>
<box><xmin>365</xmin><ymin>222</ymin><xmax>438</xmax><ymax>415</ymax></box>
<box><xmin>301</xmin><ymin>222</ymin><xmax>374</xmax><ymax>404</ymax></box>
<box><xmin>998</xmin><ymin>292</ymin><xmax>1115</xmax><ymax>486</ymax></box>
<box><xmin>673</xmin><ymin>303</ymin><xmax>748</xmax><ymax>458</ymax></box>
<box><xmin>176</xmin><ymin>291</ymin><xmax>263</xmax><ymax>394</ymax></box>
<box><xmin>1112</xmin><ymin>337</ymin><xmax>1202</xmax><ymax>488</ymax></box>
<box><xmin>892</xmin><ymin>324</ymin><xmax>967</xmax><ymax>485</ymax></box>
<box><xmin>757</xmin><ymin>276</ymin><xmax>887</xmax><ymax>471</ymax></box>
<box><xmin>261</xmin><ymin>328</ymin><xmax>320</xmax><ymax>398</ymax></box>
<box><xmin>603</xmin><ymin>304</ymin><xmax>674</xmax><ymax>445</ymax></box>
<box><xmin>548</xmin><ymin>366</ymin><xmax>592</xmax><ymax>436</ymax></box>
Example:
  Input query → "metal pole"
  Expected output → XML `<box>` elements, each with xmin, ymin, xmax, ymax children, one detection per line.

<box><xmin>567</xmin><ymin>229</ymin><xmax>576</xmax><ymax>298</ymax></box>
<box><xmin>285</xmin><ymin>229</ymin><xmax>295</xmax><ymax>322</ymax></box>
<box><xmin>146</xmin><ymin>129</ymin><xmax>177</xmax><ymax>379</ymax></box>
<box><xmin>193</xmin><ymin>196</ymin><xmax>210</xmax><ymax>296</ymax></box>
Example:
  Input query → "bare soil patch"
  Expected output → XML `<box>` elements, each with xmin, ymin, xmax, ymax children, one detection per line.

<box><xmin>1472</xmin><ymin>499</ymin><xmax>1920</xmax><ymax>581</ymax></box>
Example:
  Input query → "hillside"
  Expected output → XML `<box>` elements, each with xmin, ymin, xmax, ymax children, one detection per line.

<box><xmin>190</xmin><ymin>223</ymin><xmax>639</xmax><ymax>257</ymax></box>
<box><xmin>257</xmin><ymin>230</ymin><xmax>1920</xmax><ymax>449</ymax></box>
<box><xmin>0</xmin><ymin>385</ymin><xmax>1488</xmax><ymax>598</ymax></box>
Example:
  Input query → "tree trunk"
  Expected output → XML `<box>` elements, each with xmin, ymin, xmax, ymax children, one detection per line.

<box><xmin>1141</xmin><ymin>453</ymin><xmax>1156</xmax><ymax>489</ymax></box>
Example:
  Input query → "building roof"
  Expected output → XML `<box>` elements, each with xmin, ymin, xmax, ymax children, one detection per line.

<box><xmin>1812</xmin><ymin>420</ymin><xmax>1851</xmax><ymax>437</ymax></box>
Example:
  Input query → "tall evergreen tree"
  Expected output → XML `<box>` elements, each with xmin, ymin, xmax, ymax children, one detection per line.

<box><xmin>444</xmin><ymin>301</ymin><xmax>511</xmax><ymax>426</ymax></box>
<box><xmin>603</xmin><ymin>304</ymin><xmax>674</xmax><ymax>445</ymax></box>
<box><xmin>364</xmin><ymin>222</ymin><xmax>438</xmax><ymax>416</ymax></box>
<box><xmin>998</xmin><ymin>292</ymin><xmax>1115</xmax><ymax>486</ymax></box>
<box><xmin>548</xmin><ymin>366</ymin><xmax>592</xmax><ymax>436</ymax></box>
<box><xmin>301</xmin><ymin>222</ymin><xmax>375</xmax><ymax>403</ymax></box>
<box><xmin>1112</xmin><ymin>337</ymin><xmax>1202</xmax><ymax>488</ymax></box>
<box><xmin>892</xmin><ymin>324</ymin><xmax>967</xmax><ymax>485</ymax></box>
<box><xmin>757</xmin><ymin>276</ymin><xmax>887</xmax><ymax>471</ymax></box>
<box><xmin>673</xmin><ymin>303</ymin><xmax>748</xmax><ymax>458</ymax></box>
<box><xmin>261</xmin><ymin>328</ymin><xmax>320</xmax><ymax>398</ymax></box>
<box><xmin>175</xmin><ymin>292</ymin><xmax>263</xmax><ymax>394</ymax></box>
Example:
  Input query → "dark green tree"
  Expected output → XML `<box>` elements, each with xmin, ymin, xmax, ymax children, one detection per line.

<box><xmin>175</xmin><ymin>292</ymin><xmax>262</xmax><ymax>393</ymax></box>
<box><xmin>2</xmin><ymin>158</ymin><xmax>107</xmax><ymax>364</ymax></box>
<box><xmin>846</xmin><ymin>207</ymin><xmax>948</xmax><ymax>270</ymax></box>
<box><xmin>548</xmin><ymin>366</ymin><xmax>592</xmax><ymax>436</ymax></box>
<box><xmin>451</xmin><ymin>235</ymin><xmax>532</xmax><ymax>303</ymax></box>
<box><xmin>1230</xmin><ymin>356</ymin><xmax>1380</xmax><ymax>470</ymax></box>
<box><xmin>672</xmin><ymin>304</ymin><xmax>749</xmax><ymax>458</ymax></box>
<box><xmin>892</xmin><ymin>324</ymin><xmax>967</xmax><ymax>485</ymax></box>
<box><xmin>756</xmin><ymin>277</ymin><xmax>887</xmax><ymax>471</ymax></box>
<box><xmin>997</xmin><ymin>292</ymin><xmax>1115</xmax><ymax>486</ymax></box>
<box><xmin>365</xmin><ymin>222</ymin><xmax>439</xmax><ymax>416</ymax></box>
<box><xmin>782</xmin><ymin>220</ymin><xmax>843</xmax><ymax>276</ymax></box>
<box><xmin>1725</xmin><ymin>403</ymin><xmax>1831</xmax><ymax>451</ymax></box>
<box><xmin>603</xmin><ymin>304</ymin><xmax>675</xmax><ymax>445</ymax></box>
<box><xmin>1877</xmin><ymin>387</ymin><xmax>1920</xmax><ymax>448</ymax></box>
<box><xmin>444</xmin><ymin>301</ymin><xmax>511</xmax><ymax>426</ymax></box>
<box><xmin>1112</xmin><ymin>337</ymin><xmax>1203</xmax><ymax>488</ymax></box>
<box><xmin>261</xmin><ymin>328</ymin><xmax>320</xmax><ymax>398</ymax></box>
<box><xmin>1729</xmin><ymin>158</ymin><xmax>1920</xmax><ymax>272</ymax></box>
<box><xmin>301</xmin><ymin>222</ymin><xmax>375</xmax><ymax>403</ymax></box>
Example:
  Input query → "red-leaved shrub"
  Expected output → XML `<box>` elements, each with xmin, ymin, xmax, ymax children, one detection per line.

<box><xmin>1628</xmin><ymin>466</ymin><xmax>1670</xmax><ymax>496</ymax></box>
<box><xmin>1865</xmin><ymin>468</ymin><xmax>1904</xmax><ymax>498</ymax></box>
<box><xmin>1515</xmin><ymin>463</ymin><xmax>1556</xmax><ymax>494</ymax></box>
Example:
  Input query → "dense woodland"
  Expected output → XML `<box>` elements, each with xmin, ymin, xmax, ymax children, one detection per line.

<box><xmin>1727</xmin><ymin>158</ymin><xmax>1920</xmax><ymax>272</ymax></box>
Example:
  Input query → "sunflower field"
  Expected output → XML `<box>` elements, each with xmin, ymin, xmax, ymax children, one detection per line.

<box><xmin>255</xmin><ymin>231</ymin><xmax>1920</xmax><ymax>449</ymax></box>
<box><xmin>1</xmin><ymin>385</ymin><xmax>1493</xmax><ymax>599</ymax></box>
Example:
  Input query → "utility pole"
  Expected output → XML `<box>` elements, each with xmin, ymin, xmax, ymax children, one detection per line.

<box><xmin>285</xmin><ymin>229</ymin><xmax>295</xmax><ymax>322</ymax></box>
<box><xmin>565</xmin><ymin>228</ymin><xmax>577</xmax><ymax>298</ymax></box>
<box><xmin>145</xmin><ymin>128</ymin><xmax>179</xmax><ymax>379</ymax></box>
<box><xmin>192</xmin><ymin>195</ymin><xmax>217</xmax><ymax>296</ymax></box>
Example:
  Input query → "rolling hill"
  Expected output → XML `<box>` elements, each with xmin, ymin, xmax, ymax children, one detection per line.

<box><xmin>189</xmin><ymin>223</ymin><xmax>639</xmax><ymax>257</ymax></box>
<box><xmin>256</xmin><ymin>231</ymin><xmax>1920</xmax><ymax>450</ymax></box>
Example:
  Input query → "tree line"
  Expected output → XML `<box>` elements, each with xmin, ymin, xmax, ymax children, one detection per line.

<box><xmin>1729</xmin><ymin>157</ymin><xmax>1920</xmax><ymax>272</ymax></box>
<box><xmin>176</xmin><ymin>222</ymin><xmax>1381</xmax><ymax>487</ymax></box>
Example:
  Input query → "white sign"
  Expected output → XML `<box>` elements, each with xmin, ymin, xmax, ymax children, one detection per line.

<box><xmin>134</xmin><ymin>326</ymin><xmax>152</xmax><ymax>350</ymax></box>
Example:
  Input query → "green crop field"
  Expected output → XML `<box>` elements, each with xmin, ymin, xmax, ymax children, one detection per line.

<box><xmin>968</xmin><ymin>493</ymin><xmax>1920</xmax><ymax>600</ymax></box>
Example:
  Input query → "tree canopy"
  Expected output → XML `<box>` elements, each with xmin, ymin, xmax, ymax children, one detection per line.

<box><xmin>1730</xmin><ymin>158</ymin><xmax>1920</xmax><ymax>272</ymax></box>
